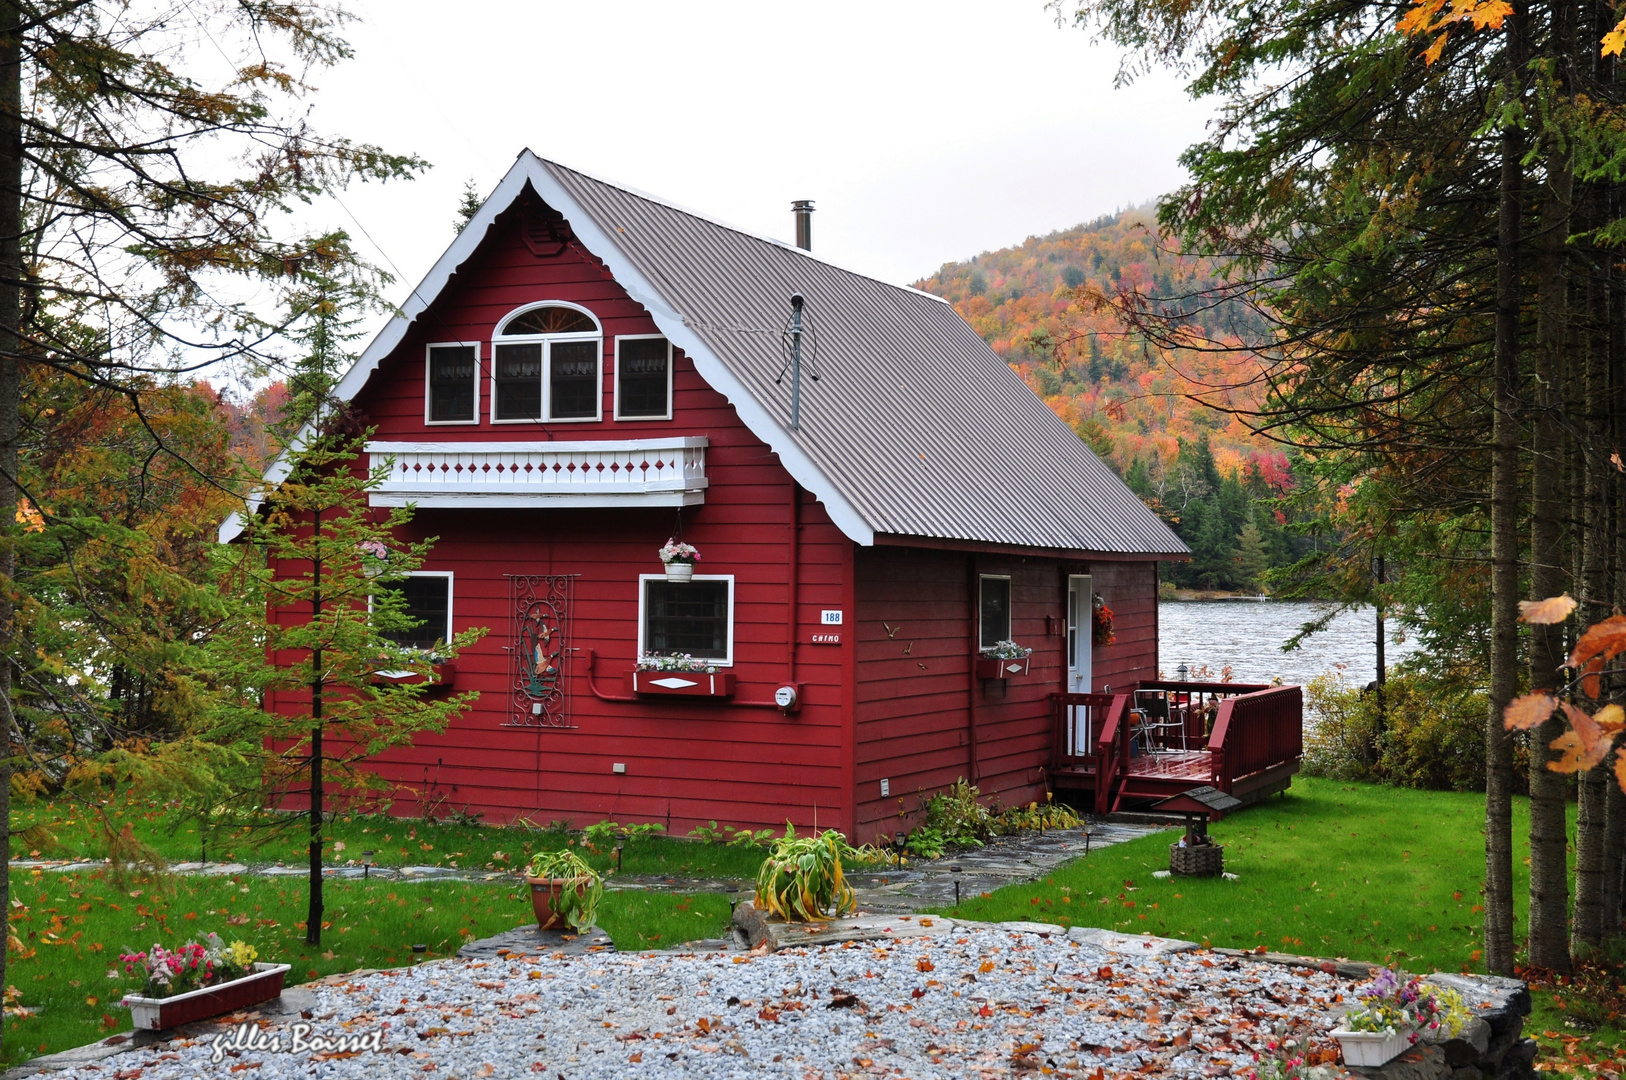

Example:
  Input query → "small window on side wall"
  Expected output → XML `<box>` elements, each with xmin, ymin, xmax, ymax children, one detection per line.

<box><xmin>375</xmin><ymin>573</ymin><xmax>453</xmax><ymax>651</ymax></box>
<box><xmin>639</xmin><ymin>575</ymin><xmax>732</xmax><ymax>664</ymax></box>
<box><xmin>616</xmin><ymin>336</ymin><xmax>672</xmax><ymax>419</ymax></box>
<box><xmin>426</xmin><ymin>344</ymin><xmax>478</xmax><ymax>424</ymax></box>
<box><xmin>979</xmin><ymin>575</ymin><xmax>1012</xmax><ymax>650</ymax></box>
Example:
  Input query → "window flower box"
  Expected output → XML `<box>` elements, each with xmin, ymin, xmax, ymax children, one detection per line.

<box><xmin>371</xmin><ymin>662</ymin><xmax>456</xmax><ymax>689</ymax></box>
<box><xmin>628</xmin><ymin>670</ymin><xmax>736</xmax><ymax>698</ymax></box>
<box><xmin>1330</xmin><ymin>1027</ymin><xmax>1413</xmax><ymax>1067</ymax></box>
<box><xmin>122</xmin><ymin>963</ymin><xmax>291</xmax><ymax>1030</ymax></box>
<box><xmin>976</xmin><ymin>655</ymin><xmax>1031</xmax><ymax>679</ymax></box>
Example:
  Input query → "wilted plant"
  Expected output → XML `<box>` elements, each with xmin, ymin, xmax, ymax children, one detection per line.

<box><xmin>526</xmin><ymin>849</ymin><xmax>605</xmax><ymax>932</ymax></box>
<box><xmin>754</xmin><ymin>823</ymin><xmax>855</xmax><ymax>922</ymax></box>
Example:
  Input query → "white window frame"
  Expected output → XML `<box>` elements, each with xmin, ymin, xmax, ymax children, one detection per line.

<box><xmin>370</xmin><ymin>571</ymin><xmax>455</xmax><ymax>651</ymax></box>
<box><xmin>979</xmin><ymin>574</ymin><xmax>1013</xmax><ymax>650</ymax></box>
<box><xmin>637</xmin><ymin>573</ymin><xmax>734</xmax><ymax>667</ymax></box>
<box><xmin>613</xmin><ymin>334</ymin><xmax>674</xmax><ymax>421</ymax></box>
<box><xmin>423</xmin><ymin>342</ymin><xmax>481</xmax><ymax>426</ymax></box>
<box><xmin>490</xmin><ymin>301</ymin><xmax>603</xmax><ymax>424</ymax></box>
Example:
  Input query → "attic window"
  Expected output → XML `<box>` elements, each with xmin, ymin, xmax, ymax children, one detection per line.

<box><xmin>615</xmin><ymin>336</ymin><xmax>672</xmax><ymax>420</ymax></box>
<box><xmin>492</xmin><ymin>302</ymin><xmax>603</xmax><ymax>423</ymax></box>
<box><xmin>425</xmin><ymin>343</ymin><xmax>478</xmax><ymax>424</ymax></box>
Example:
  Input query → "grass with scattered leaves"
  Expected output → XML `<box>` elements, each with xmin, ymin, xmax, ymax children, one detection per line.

<box><xmin>0</xmin><ymin>867</ymin><xmax>728</xmax><ymax>1067</ymax></box>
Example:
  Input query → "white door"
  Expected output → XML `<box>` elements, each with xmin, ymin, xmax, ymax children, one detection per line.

<box><xmin>1067</xmin><ymin>575</ymin><xmax>1092</xmax><ymax>693</ymax></box>
<box><xmin>1066</xmin><ymin>575</ymin><xmax>1093</xmax><ymax>753</ymax></box>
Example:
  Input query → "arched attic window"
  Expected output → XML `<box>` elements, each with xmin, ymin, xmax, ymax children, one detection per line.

<box><xmin>492</xmin><ymin>302</ymin><xmax>603</xmax><ymax>422</ymax></box>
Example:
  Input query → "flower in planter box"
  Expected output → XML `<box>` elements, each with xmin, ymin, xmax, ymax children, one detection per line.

<box><xmin>1342</xmin><ymin>969</ymin><xmax>1469</xmax><ymax>1039</ymax></box>
<box><xmin>657</xmin><ymin>539</ymin><xmax>700</xmax><ymax>565</ymax></box>
<box><xmin>981</xmin><ymin>640</ymin><xmax>1033</xmax><ymax>660</ymax></box>
<box><xmin>121</xmin><ymin>933</ymin><xmax>260</xmax><ymax>998</ymax></box>
<box><xmin>636</xmin><ymin>651</ymin><xmax>717</xmax><ymax>674</ymax></box>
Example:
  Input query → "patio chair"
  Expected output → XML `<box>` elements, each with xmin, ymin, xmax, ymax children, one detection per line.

<box><xmin>1133</xmin><ymin>690</ymin><xmax>1188</xmax><ymax>754</ymax></box>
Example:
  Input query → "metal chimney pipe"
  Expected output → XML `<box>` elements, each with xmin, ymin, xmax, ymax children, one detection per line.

<box><xmin>792</xmin><ymin>200</ymin><xmax>814</xmax><ymax>250</ymax></box>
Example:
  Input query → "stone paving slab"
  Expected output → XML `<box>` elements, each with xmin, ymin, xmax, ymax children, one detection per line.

<box><xmin>1068</xmin><ymin>925</ymin><xmax>1200</xmax><ymax>955</ymax></box>
<box><xmin>454</xmin><ymin>922</ymin><xmax>615</xmax><ymax>959</ymax></box>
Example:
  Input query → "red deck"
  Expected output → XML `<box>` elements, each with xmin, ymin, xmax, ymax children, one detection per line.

<box><xmin>1049</xmin><ymin>681</ymin><xmax>1304</xmax><ymax>814</ymax></box>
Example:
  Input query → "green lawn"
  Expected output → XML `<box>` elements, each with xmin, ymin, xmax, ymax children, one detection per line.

<box><xmin>9</xmin><ymin>797</ymin><xmax>768</xmax><ymax>881</ymax></box>
<box><xmin>942</xmin><ymin>777</ymin><xmax>1537</xmax><ymax>974</ymax></box>
<box><xmin>0</xmin><ymin>867</ymin><xmax>729</xmax><ymax>1067</ymax></box>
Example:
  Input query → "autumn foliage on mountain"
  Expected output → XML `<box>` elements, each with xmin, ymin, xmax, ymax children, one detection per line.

<box><xmin>915</xmin><ymin>206</ymin><xmax>1311</xmax><ymax>590</ymax></box>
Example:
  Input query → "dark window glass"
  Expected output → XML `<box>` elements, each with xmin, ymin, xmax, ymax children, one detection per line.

<box><xmin>378</xmin><ymin>576</ymin><xmax>450</xmax><ymax>651</ymax></box>
<box><xmin>549</xmin><ymin>340</ymin><xmax>599</xmax><ymax>419</ymax></box>
<box><xmin>645</xmin><ymin>579</ymin><xmax>729</xmax><ymax>659</ymax></box>
<box><xmin>494</xmin><ymin>342</ymin><xmax>542</xmax><ymax>420</ymax></box>
<box><xmin>428</xmin><ymin>345</ymin><xmax>476</xmax><ymax>422</ymax></box>
<box><xmin>618</xmin><ymin>338</ymin><xmax>670</xmax><ymax>417</ymax></box>
<box><xmin>980</xmin><ymin>576</ymin><xmax>1011</xmax><ymax>649</ymax></box>
<box><xmin>501</xmin><ymin>306</ymin><xmax>597</xmax><ymax>335</ymax></box>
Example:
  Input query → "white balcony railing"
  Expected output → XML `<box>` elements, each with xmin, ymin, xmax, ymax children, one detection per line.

<box><xmin>366</xmin><ymin>438</ymin><xmax>708</xmax><ymax>508</ymax></box>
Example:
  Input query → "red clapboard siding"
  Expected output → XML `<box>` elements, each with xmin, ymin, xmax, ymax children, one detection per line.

<box><xmin>264</xmin><ymin>204</ymin><xmax>854</xmax><ymax>836</ymax></box>
<box><xmin>850</xmin><ymin>546</ymin><xmax>1160</xmax><ymax>844</ymax></box>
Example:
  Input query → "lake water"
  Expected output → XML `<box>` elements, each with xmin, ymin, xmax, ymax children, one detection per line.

<box><xmin>1158</xmin><ymin>600</ymin><xmax>1418</xmax><ymax>688</ymax></box>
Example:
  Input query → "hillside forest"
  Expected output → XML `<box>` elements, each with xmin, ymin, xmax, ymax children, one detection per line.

<box><xmin>916</xmin><ymin>209</ymin><xmax>1318</xmax><ymax>592</ymax></box>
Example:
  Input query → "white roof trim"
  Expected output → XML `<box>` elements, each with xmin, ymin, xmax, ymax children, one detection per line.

<box><xmin>222</xmin><ymin>151</ymin><xmax>877</xmax><ymax>546</ymax></box>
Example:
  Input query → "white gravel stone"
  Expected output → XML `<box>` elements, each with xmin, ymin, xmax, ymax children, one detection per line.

<box><xmin>53</xmin><ymin>929</ymin><xmax>1358</xmax><ymax>1079</ymax></box>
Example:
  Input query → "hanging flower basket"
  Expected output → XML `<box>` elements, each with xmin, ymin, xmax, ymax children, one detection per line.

<box><xmin>357</xmin><ymin>540</ymin><xmax>392</xmax><ymax>579</ymax></box>
<box><xmin>659</xmin><ymin>538</ymin><xmax>700</xmax><ymax>583</ymax></box>
<box><xmin>1093</xmin><ymin>594</ymin><xmax>1116</xmax><ymax>646</ymax></box>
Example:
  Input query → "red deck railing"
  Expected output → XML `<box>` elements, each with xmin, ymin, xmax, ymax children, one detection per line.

<box><xmin>1051</xmin><ymin>681</ymin><xmax>1303</xmax><ymax>810</ymax></box>
<box><xmin>1207</xmin><ymin>684</ymin><xmax>1304</xmax><ymax>794</ymax></box>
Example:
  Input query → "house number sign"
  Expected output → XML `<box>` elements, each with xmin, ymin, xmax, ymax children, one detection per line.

<box><xmin>820</xmin><ymin>610</ymin><xmax>843</xmax><ymax>624</ymax></box>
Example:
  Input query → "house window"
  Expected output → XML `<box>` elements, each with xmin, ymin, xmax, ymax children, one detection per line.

<box><xmin>615</xmin><ymin>336</ymin><xmax>672</xmax><ymax>419</ymax></box>
<box><xmin>425</xmin><ymin>344</ymin><xmax>478</xmax><ymax>423</ymax></box>
<box><xmin>979</xmin><ymin>575</ymin><xmax>1012</xmax><ymax>649</ymax></box>
<box><xmin>376</xmin><ymin>572</ymin><xmax>453</xmax><ymax>651</ymax></box>
<box><xmin>639</xmin><ymin>574</ymin><xmax>733</xmax><ymax>664</ymax></box>
<box><xmin>492</xmin><ymin>302</ymin><xmax>603</xmax><ymax>422</ymax></box>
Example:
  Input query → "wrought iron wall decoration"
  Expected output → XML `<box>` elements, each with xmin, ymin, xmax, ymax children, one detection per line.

<box><xmin>506</xmin><ymin>574</ymin><xmax>576</xmax><ymax>727</ymax></box>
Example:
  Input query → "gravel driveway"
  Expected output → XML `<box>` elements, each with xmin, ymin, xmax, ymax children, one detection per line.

<box><xmin>48</xmin><ymin>927</ymin><xmax>1357</xmax><ymax>1079</ymax></box>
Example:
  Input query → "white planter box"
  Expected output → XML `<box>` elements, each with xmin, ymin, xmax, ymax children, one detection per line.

<box><xmin>122</xmin><ymin>963</ymin><xmax>291</xmax><ymax>1030</ymax></box>
<box><xmin>1331</xmin><ymin>1027</ymin><xmax>1414</xmax><ymax>1067</ymax></box>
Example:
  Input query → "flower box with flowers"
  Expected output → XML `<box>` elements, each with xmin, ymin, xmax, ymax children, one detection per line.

<box><xmin>370</xmin><ymin>660</ymin><xmax>456</xmax><ymax>690</ymax></box>
<box><xmin>976</xmin><ymin>641</ymin><xmax>1033</xmax><ymax>679</ymax></box>
<box><xmin>629</xmin><ymin>653</ymin><xmax>735</xmax><ymax>698</ymax></box>
<box><xmin>1329</xmin><ymin>969</ymin><xmax>1470</xmax><ymax>1067</ymax></box>
<box><xmin>119</xmin><ymin>936</ymin><xmax>288</xmax><ymax>1030</ymax></box>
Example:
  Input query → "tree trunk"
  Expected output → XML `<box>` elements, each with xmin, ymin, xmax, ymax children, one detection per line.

<box><xmin>1527</xmin><ymin>140</ymin><xmax>1574</xmax><ymax>975</ymax></box>
<box><xmin>0</xmin><ymin>0</ymin><xmax>24</xmax><ymax>1041</ymax></box>
<box><xmin>1573</xmin><ymin>179</ymin><xmax>1612</xmax><ymax>956</ymax></box>
<box><xmin>307</xmin><ymin>508</ymin><xmax>324</xmax><ymax>948</ymax></box>
<box><xmin>1485</xmin><ymin>1</ymin><xmax>1527</xmax><ymax>978</ymax></box>
<box><xmin>1375</xmin><ymin>553</ymin><xmax>1386</xmax><ymax>725</ymax></box>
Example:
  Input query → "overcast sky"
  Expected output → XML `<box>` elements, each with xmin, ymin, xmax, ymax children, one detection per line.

<box><xmin>306</xmin><ymin>1</ymin><xmax>1212</xmax><ymax>303</ymax></box>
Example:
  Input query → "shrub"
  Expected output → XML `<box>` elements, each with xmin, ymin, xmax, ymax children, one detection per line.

<box><xmin>923</xmin><ymin>779</ymin><xmax>996</xmax><ymax>847</ymax></box>
<box><xmin>1303</xmin><ymin>671</ymin><xmax>1487</xmax><ymax>792</ymax></box>
<box><xmin>994</xmin><ymin>794</ymin><xmax>1083</xmax><ymax>833</ymax></box>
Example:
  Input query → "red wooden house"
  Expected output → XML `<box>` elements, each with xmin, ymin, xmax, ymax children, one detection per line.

<box><xmin>227</xmin><ymin>151</ymin><xmax>1298</xmax><ymax>843</ymax></box>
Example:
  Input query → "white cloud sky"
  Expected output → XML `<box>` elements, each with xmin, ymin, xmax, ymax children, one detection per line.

<box><xmin>305</xmin><ymin>0</ymin><xmax>1211</xmax><ymax>305</ymax></box>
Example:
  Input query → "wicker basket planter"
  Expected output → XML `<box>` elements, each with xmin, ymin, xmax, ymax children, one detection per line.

<box><xmin>1330</xmin><ymin>1027</ymin><xmax>1414</xmax><ymax>1067</ymax></box>
<box><xmin>122</xmin><ymin>962</ymin><xmax>291</xmax><ymax>1030</ymax></box>
<box><xmin>1169</xmin><ymin>841</ymin><xmax>1224</xmax><ymax>877</ymax></box>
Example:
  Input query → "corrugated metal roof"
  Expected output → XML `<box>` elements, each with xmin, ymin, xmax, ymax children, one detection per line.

<box><xmin>542</xmin><ymin>159</ymin><xmax>1187</xmax><ymax>557</ymax></box>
